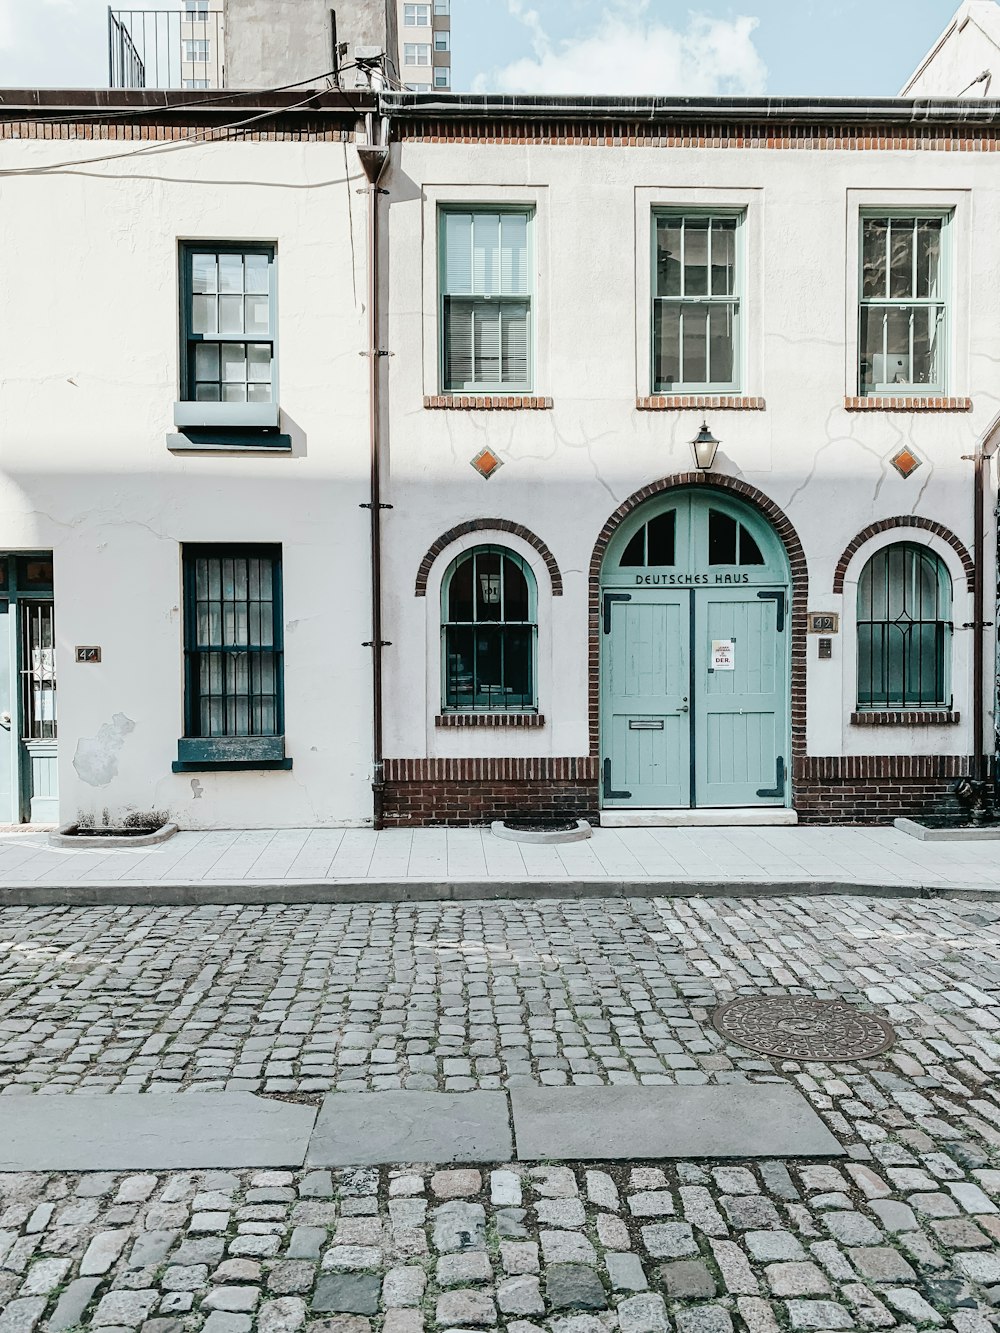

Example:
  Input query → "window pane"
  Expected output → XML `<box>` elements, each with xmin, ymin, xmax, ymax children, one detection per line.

<box><xmin>191</xmin><ymin>294</ymin><xmax>217</xmax><ymax>335</ymax></box>
<box><xmin>445</xmin><ymin>626</ymin><xmax>475</xmax><ymax>710</ymax></box>
<box><xmin>709</xmin><ymin>510</ymin><xmax>738</xmax><ymax>565</ymax></box>
<box><xmin>888</xmin><ymin>218</ymin><xmax>914</xmax><ymax>299</ymax></box>
<box><xmin>912</xmin><ymin>306</ymin><xmax>942</xmax><ymax>386</ymax></box>
<box><xmin>915</xmin><ymin>219</ymin><xmax>942</xmax><ymax>300</ymax></box>
<box><xmin>221</xmin><ymin>343</ymin><xmax>247</xmax><ymax>383</ymax></box>
<box><xmin>448</xmin><ymin>556</ymin><xmax>474</xmax><ymax>621</ymax></box>
<box><xmin>646</xmin><ymin>511</ymin><xmax>676</xmax><ymax>566</ymax></box>
<box><xmin>500</xmin><ymin>213</ymin><xmax>528</xmax><ymax>294</ymax></box>
<box><xmin>244</xmin><ymin>253</ymin><xmax>270</xmax><ymax>295</ymax></box>
<box><xmin>219</xmin><ymin>253</ymin><xmax>244</xmax><ymax>294</ymax></box>
<box><xmin>857</xmin><ymin>544</ymin><xmax>951</xmax><ymax>708</ymax></box>
<box><xmin>443</xmin><ymin>297</ymin><xmax>474</xmax><ymax>389</ymax></box>
<box><xmin>222</xmin><ymin>383</ymin><xmax>248</xmax><ymax>402</ymax></box>
<box><xmin>710</xmin><ymin>220</ymin><xmax>736</xmax><ymax>296</ymax></box>
<box><xmin>858</xmin><ymin>306</ymin><xmax>882</xmax><ymax>394</ymax></box>
<box><xmin>739</xmin><ymin>525</ymin><xmax>765</xmax><ymax>566</ymax></box>
<box><xmin>195</xmin><ymin>343</ymin><xmax>220</xmax><ymax>381</ymax></box>
<box><xmin>443</xmin><ymin>212</ymin><xmax>473</xmax><ymax>294</ymax></box>
<box><xmin>681</xmin><ymin>304</ymin><xmax>708</xmax><ymax>384</ymax></box>
<box><xmin>245</xmin><ymin>295</ymin><xmax>270</xmax><ymax>336</ymax></box>
<box><xmin>656</xmin><ymin>218</ymin><xmax>682</xmax><ymax>297</ymax></box>
<box><xmin>475</xmin><ymin>550</ymin><xmax>502</xmax><ymax>621</ymax></box>
<box><xmin>248</xmin><ymin>344</ymin><xmax>272</xmax><ymax>382</ymax></box>
<box><xmin>501</xmin><ymin>302</ymin><xmax>529</xmax><ymax>384</ymax></box>
<box><xmin>503</xmin><ymin>627</ymin><xmax>533</xmax><ymax>707</ymax></box>
<box><xmin>195</xmin><ymin>383</ymin><xmax>221</xmax><ymax>401</ymax></box>
<box><xmin>861</xmin><ymin>218</ymin><xmax>887</xmax><ymax>300</ymax></box>
<box><xmin>620</xmin><ymin>529</ymin><xmax>646</xmax><ymax>567</ymax></box>
<box><xmin>474</xmin><ymin>626</ymin><xmax>503</xmax><ymax>707</ymax></box>
<box><xmin>473</xmin><ymin>302</ymin><xmax>501</xmax><ymax>385</ymax></box>
<box><xmin>219</xmin><ymin>294</ymin><xmax>244</xmax><ymax>335</ymax></box>
<box><xmin>683</xmin><ymin>218</ymin><xmax>709</xmax><ymax>297</ymax></box>
<box><xmin>884</xmin><ymin>306</ymin><xmax>911</xmax><ymax>382</ymax></box>
<box><xmin>707</xmin><ymin>304</ymin><xmax>734</xmax><ymax>384</ymax></box>
<box><xmin>652</xmin><ymin>302</ymin><xmax>680</xmax><ymax>389</ymax></box>
<box><xmin>191</xmin><ymin>253</ymin><xmax>217</xmax><ymax>294</ymax></box>
<box><xmin>503</xmin><ymin>556</ymin><xmax>530</xmax><ymax>622</ymax></box>
<box><xmin>472</xmin><ymin>213</ymin><xmax>500</xmax><ymax>295</ymax></box>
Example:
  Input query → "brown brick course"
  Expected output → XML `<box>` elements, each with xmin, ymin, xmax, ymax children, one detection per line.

<box><xmin>423</xmin><ymin>396</ymin><xmax>553</xmax><ymax>410</ymax></box>
<box><xmin>415</xmin><ymin>519</ymin><xmax>563</xmax><ymax>597</ymax></box>
<box><xmin>844</xmin><ymin>396</ymin><xmax>972</xmax><ymax>411</ymax></box>
<box><xmin>637</xmin><ymin>396</ymin><xmax>765</xmax><ymax>411</ymax></box>
<box><xmin>833</xmin><ymin>517</ymin><xmax>975</xmax><ymax>593</ymax></box>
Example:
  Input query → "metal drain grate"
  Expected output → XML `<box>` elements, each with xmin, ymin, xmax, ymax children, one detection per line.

<box><xmin>712</xmin><ymin>995</ymin><xmax>896</xmax><ymax>1062</ymax></box>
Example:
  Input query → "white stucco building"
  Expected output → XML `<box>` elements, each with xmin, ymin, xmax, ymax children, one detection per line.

<box><xmin>1</xmin><ymin>6</ymin><xmax>998</xmax><ymax>832</ymax></box>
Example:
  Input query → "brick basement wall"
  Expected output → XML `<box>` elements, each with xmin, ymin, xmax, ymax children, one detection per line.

<box><xmin>383</xmin><ymin>778</ymin><xmax>599</xmax><ymax>827</ymax></box>
<box><xmin>794</xmin><ymin>755</ymin><xmax>973</xmax><ymax>826</ymax></box>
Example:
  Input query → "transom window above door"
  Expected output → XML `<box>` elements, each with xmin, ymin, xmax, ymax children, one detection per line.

<box><xmin>619</xmin><ymin>511</ymin><xmax>676</xmax><ymax>567</ymax></box>
<box><xmin>439</xmin><ymin>208</ymin><xmax>533</xmax><ymax>393</ymax></box>
<box><xmin>652</xmin><ymin>212</ymin><xmax>743</xmax><ymax>393</ymax></box>
<box><xmin>441</xmin><ymin>546</ymin><xmax>537</xmax><ymax>712</ymax></box>
<box><xmin>859</xmin><ymin>213</ymin><xmax>949</xmax><ymax>396</ymax></box>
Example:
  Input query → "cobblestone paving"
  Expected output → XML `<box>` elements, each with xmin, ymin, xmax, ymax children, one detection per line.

<box><xmin>0</xmin><ymin>894</ymin><xmax>998</xmax><ymax>1331</ymax></box>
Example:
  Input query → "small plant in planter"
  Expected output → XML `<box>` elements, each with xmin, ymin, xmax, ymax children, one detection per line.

<box><xmin>51</xmin><ymin>809</ymin><xmax>178</xmax><ymax>847</ymax></box>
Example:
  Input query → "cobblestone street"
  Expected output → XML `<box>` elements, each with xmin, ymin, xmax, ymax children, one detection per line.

<box><xmin>0</xmin><ymin>893</ymin><xmax>998</xmax><ymax>1332</ymax></box>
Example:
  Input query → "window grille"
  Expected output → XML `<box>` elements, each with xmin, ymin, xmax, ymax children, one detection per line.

<box><xmin>182</xmin><ymin>245</ymin><xmax>275</xmax><ymax>404</ymax></box>
<box><xmin>183</xmin><ymin>546</ymin><xmax>283</xmax><ymax>739</ymax></box>
<box><xmin>857</xmin><ymin>543</ymin><xmax>951</xmax><ymax>709</ymax></box>
<box><xmin>653</xmin><ymin>213</ymin><xmax>741</xmax><ymax>392</ymax></box>
<box><xmin>440</xmin><ymin>209</ymin><xmax>532</xmax><ymax>392</ymax></box>
<box><xmin>20</xmin><ymin>602</ymin><xmax>56</xmax><ymax>741</ymax></box>
<box><xmin>442</xmin><ymin>547</ymin><xmax>536</xmax><ymax>711</ymax></box>
<box><xmin>859</xmin><ymin>215</ymin><xmax>947</xmax><ymax>395</ymax></box>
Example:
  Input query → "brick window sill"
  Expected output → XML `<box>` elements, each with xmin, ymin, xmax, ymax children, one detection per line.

<box><xmin>637</xmin><ymin>395</ymin><xmax>765</xmax><ymax>411</ymax></box>
<box><xmin>435</xmin><ymin>713</ymin><xmax>545</xmax><ymax>728</ymax></box>
<box><xmin>850</xmin><ymin>710</ymin><xmax>960</xmax><ymax>726</ymax></box>
<box><xmin>424</xmin><ymin>395</ymin><xmax>553</xmax><ymax>410</ymax></box>
<box><xmin>844</xmin><ymin>396</ymin><xmax>972</xmax><ymax>412</ymax></box>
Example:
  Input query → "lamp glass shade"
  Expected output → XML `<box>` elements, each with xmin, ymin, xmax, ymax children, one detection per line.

<box><xmin>691</xmin><ymin>422</ymin><xmax>720</xmax><ymax>471</ymax></box>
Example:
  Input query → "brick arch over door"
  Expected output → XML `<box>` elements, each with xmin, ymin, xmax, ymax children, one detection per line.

<box><xmin>833</xmin><ymin>516</ymin><xmax>975</xmax><ymax>594</ymax></box>
<box><xmin>589</xmin><ymin>472</ymin><xmax>809</xmax><ymax>764</ymax></box>
<box><xmin>414</xmin><ymin>519</ymin><xmax>564</xmax><ymax>597</ymax></box>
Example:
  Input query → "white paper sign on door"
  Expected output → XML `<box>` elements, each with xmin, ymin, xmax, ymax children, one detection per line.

<box><xmin>711</xmin><ymin>639</ymin><xmax>736</xmax><ymax>671</ymax></box>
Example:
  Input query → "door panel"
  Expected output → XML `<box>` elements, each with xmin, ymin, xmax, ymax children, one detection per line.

<box><xmin>602</xmin><ymin>591</ymin><xmax>690</xmax><ymax>807</ymax></box>
<box><xmin>694</xmin><ymin>589</ymin><xmax>787</xmax><ymax>806</ymax></box>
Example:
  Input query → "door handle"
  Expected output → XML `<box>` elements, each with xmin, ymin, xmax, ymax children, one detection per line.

<box><xmin>678</xmin><ymin>704</ymin><xmax>689</xmax><ymax>713</ymax></box>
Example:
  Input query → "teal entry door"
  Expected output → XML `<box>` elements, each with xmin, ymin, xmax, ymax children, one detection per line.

<box><xmin>694</xmin><ymin>587</ymin><xmax>787</xmax><ymax>807</ymax></box>
<box><xmin>599</xmin><ymin>488</ymin><xmax>791</xmax><ymax>811</ymax></box>
<box><xmin>602</xmin><ymin>590</ymin><xmax>690</xmax><ymax>808</ymax></box>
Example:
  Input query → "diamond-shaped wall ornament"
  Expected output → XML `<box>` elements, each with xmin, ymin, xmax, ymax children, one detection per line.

<box><xmin>471</xmin><ymin>448</ymin><xmax>503</xmax><ymax>480</ymax></box>
<box><xmin>890</xmin><ymin>447</ymin><xmax>922</xmax><ymax>479</ymax></box>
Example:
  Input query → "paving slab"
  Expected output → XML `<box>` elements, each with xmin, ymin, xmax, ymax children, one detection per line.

<box><xmin>0</xmin><ymin>1095</ymin><xmax>316</xmax><ymax>1172</ymax></box>
<box><xmin>306</xmin><ymin>1092</ymin><xmax>512</xmax><ymax>1166</ymax></box>
<box><xmin>510</xmin><ymin>1085</ymin><xmax>845</xmax><ymax>1161</ymax></box>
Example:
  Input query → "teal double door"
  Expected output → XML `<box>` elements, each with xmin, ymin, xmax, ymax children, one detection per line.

<box><xmin>600</xmin><ymin>491</ymin><xmax>790</xmax><ymax>811</ymax></box>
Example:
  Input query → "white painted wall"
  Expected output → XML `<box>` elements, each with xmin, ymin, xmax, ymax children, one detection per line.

<box><xmin>0</xmin><ymin>138</ymin><xmax>375</xmax><ymax>829</ymax></box>
<box><xmin>382</xmin><ymin>136</ymin><xmax>999</xmax><ymax>775</ymax></box>
<box><xmin>902</xmin><ymin>1</ymin><xmax>1000</xmax><ymax>96</ymax></box>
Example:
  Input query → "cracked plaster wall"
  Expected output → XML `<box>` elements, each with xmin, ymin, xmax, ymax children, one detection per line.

<box><xmin>0</xmin><ymin>138</ymin><xmax>375</xmax><ymax>828</ymax></box>
<box><xmin>382</xmin><ymin>139</ymin><xmax>998</xmax><ymax>770</ymax></box>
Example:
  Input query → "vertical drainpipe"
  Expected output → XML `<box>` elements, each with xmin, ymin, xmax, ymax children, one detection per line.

<box><xmin>966</xmin><ymin>415</ymin><xmax>1000</xmax><ymax>786</ymax></box>
<box><xmin>358</xmin><ymin>131</ymin><xmax>390</xmax><ymax>830</ymax></box>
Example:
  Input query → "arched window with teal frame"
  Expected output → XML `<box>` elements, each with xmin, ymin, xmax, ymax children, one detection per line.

<box><xmin>857</xmin><ymin>542</ymin><xmax>952</xmax><ymax>709</ymax></box>
<box><xmin>441</xmin><ymin>546</ymin><xmax>537</xmax><ymax>712</ymax></box>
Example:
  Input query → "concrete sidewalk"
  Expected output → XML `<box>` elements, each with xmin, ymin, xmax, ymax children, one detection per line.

<box><xmin>0</xmin><ymin>823</ymin><xmax>998</xmax><ymax>904</ymax></box>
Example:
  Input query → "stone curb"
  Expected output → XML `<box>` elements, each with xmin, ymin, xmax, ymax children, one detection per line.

<box><xmin>0</xmin><ymin>876</ymin><xmax>998</xmax><ymax>907</ymax></box>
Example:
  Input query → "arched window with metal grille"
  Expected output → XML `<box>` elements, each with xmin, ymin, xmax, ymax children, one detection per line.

<box><xmin>857</xmin><ymin>542</ymin><xmax>952</xmax><ymax>710</ymax></box>
<box><xmin>441</xmin><ymin>546</ymin><xmax>537</xmax><ymax>712</ymax></box>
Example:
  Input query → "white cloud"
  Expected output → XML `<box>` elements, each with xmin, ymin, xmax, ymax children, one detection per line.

<box><xmin>474</xmin><ymin>6</ymin><xmax>768</xmax><ymax>96</ymax></box>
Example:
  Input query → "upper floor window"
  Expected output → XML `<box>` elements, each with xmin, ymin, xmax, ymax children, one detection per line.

<box><xmin>185</xmin><ymin>0</ymin><xmax>210</xmax><ymax>13</ymax></box>
<box><xmin>181</xmin><ymin>245</ymin><xmax>275</xmax><ymax>406</ymax></box>
<box><xmin>406</xmin><ymin>83</ymin><xmax>432</xmax><ymax>92</ymax></box>
<box><xmin>404</xmin><ymin>43</ymin><xmax>431</xmax><ymax>65</ymax></box>
<box><xmin>404</xmin><ymin>3</ymin><xmax>430</xmax><ymax>25</ymax></box>
<box><xmin>857</xmin><ymin>542</ymin><xmax>952</xmax><ymax>710</ymax></box>
<box><xmin>184</xmin><ymin>39</ymin><xmax>210</xmax><ymax>62</ymax></box>
<box><xmin>652</xmin><ymin>212</ymin><xmax>742</xmax><ymax>393</ymax></box>
<box><xmin>434</xmin><ymin>0</ymin><xmax>450</xmax><ymax>13</ymax></box>
<box><xmin>434</xmin><ymin>68</ymin><xmax>451</xmax><ymax>88</ymax></box>
<box><xmin>859</xmin><ymin>214</ymin><xmax>948</xmax><ymax>396</ymax></box>
<box><xmin>442</xmin><ymin>547</ymin><xmax>537</xmax><ymax>712</ymax></box>
<box><xmin>435</xmin><ymin>30</ymin><xmax>450</xmax><ymax>50</ymax></box>
<box><xmin>439</xmin><ymin>208</ymin><xmax>532</xmax><ymax>393</ymax></box>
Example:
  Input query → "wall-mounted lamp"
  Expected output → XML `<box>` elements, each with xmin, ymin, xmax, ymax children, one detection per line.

<box><xmin>691</xmin><ymin>420</ymin><xmax>720</xmax><ymax>472</ymax></box>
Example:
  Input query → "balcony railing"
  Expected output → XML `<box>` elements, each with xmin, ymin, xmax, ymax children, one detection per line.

<box><xmin>109</xmin><ymin>8</ymin><xmax>224</xmax><ymax>89</ymax></box>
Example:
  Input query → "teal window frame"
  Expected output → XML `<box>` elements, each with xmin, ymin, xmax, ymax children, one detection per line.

<box><xmin>858</xmin><ymin>210</ymin><xmax>951</xmax><ymax>397</ymax></box>
<box><xmin>856</xmin><ymin>542</ymin><xmax>953</xmax><ymax>710</ymax></box>
<box><xmin>438</xmin><ymin>205</ymin><xmax>534</xmax><ymax>395</ymax></box>
<box><xmin>651</xmin><ymin>209</ymin><xmax>744</xmax><ymax>394</ymax></box>
<box><xmin>441</xmin><ymin>545</ymin><xmax>538</xmax><ymax>713</ymax></box>
<box><xmin>174</xmin><ymin>543</ymin><xmax>290</xmax><ymax>771</ymax></box>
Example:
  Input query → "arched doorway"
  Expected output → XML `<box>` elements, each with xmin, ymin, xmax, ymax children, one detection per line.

<box><xmin>599</xmin><ymin>487</ymin><xmax>792</xmax><ymax>810</ymax></box>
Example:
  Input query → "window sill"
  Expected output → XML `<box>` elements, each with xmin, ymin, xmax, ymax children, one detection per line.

<box><xmin>168</xmin><ymin>430</ymin><xmax>292</xmax><ymax>453</ymax></box>
<box><xmin>435</xmin><ymin>713</ymin><xmax>545</xmax><ymax>728</ymax></box>
<box><xmin>172</xmin><ymin>736</ymin><xmax>292</xmax><ymax>771</ymax></box>
<box><xmin>638</xmin><ymin>395</ymin><xmax>765</xmax><ymax>411</ymax></box>
<box><xmin>844</xmin><ymin>396</ymin><xmax>972</xmax><ymax>412</ymax></box>
<box><xmin>850</xmin><ymin>710</ymin><xmax>960</xmax><ymax>726</ymax></box>
<box><xmin>424</xmin><ymin>395</ymin><xmax>552</xmax><ymax>410</ymax></box>
<box><xmin>174</xmin><ymin>402</ymin><xmax>280</xmax><ymax>429</ymax></box>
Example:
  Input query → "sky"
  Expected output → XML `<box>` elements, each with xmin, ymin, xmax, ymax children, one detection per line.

<box><xmin>0</xmin><ymin>0</ymin><xmax>974</xmax><ymax>94</ymax></box>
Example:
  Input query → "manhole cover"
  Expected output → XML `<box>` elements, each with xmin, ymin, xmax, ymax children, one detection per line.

<box><xmin>712</xmin><ymin>996</ymin><xmax>896</xmax><ymax>1061</ymax></box>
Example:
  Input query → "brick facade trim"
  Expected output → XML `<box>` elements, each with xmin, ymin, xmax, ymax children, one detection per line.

<box><xmin>850</xmin><ymin>710</ymin><xmax>960</xmax><ymax>726</ymax></box>
<box><xmin>424</xmin><ymin>395</ymin><xmax>553</xmax><ymax>410</ymax></box>
<box><xmin>396</xmin><ymin>123</ymin><xmax>1000</xmax><ymax>153</ymax></box>
<box><xmin>833</xmin><ymin>517</ymin><xmax>975</xmax><ymax>593</ymax></box>
<box><xmin>0</xmin><ymin>121</ymin><xmax>354</xmax><ymax>142</ymax></box>
<box><xmin>637</xmin><ymin>396</ymin><xmax>765</xmax><ymax>411</ymax></box>
<box><xmin>415</xmin><ymin>519</ymin><xmax>564</xmax><ymax>597</ymax></box>
<box><xmin>795</xmin><ymin>754</ymin><xmax>970</xmax><ymax>780</ymax></box>
<box><xmin>588</xmin><ymin>473</ymin><xmax>809</xmax><ymax>765</ymax></box>
<box><xmin>844</xmin><ymin>396</ymin><xmax>972</xmax><ymax>412</ymax></box>
<box><xmin>384</xmin><ymin>757</ymin><xmax>597</xmax><ymax>781</ymax></box>
<box><xmin>435</xmin><ymin>713</ymin><xmax>545</xmax><ymax>728</ymax></box>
